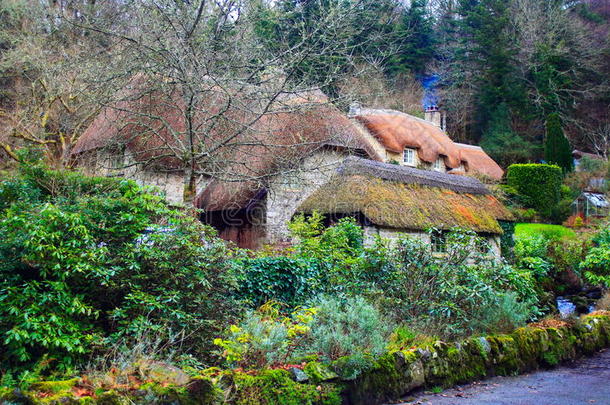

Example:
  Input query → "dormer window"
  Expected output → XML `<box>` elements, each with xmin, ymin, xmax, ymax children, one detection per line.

<box><xmin>433</xmin><ymin>157</ymin><xmax>444</xmax><ymax>172</ymax></box>
<box><xmin>403</xmin><ymin>148</ymin><xmax>416</xmax><ymax>166</ymax></box>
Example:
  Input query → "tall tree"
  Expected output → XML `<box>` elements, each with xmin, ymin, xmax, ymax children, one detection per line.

<box><xmin>545</xmin><ymin>112</ymin><xmax>574</xmax><ymax>173</ymax></box>
<box><xmin>386</xmin><ymin>0</ymin><xmax>436</xmax><ymax>75</ymax></box>
<box><xmin>480</xmin><ymin>103</ymin><xmax>536</xmax><ymax>167</ymax></box>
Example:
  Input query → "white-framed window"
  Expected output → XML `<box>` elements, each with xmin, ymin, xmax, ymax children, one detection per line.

<box><xmin>403</xmin><ymin>148</ymin><xmax>416</xmax><ymax>165</ymax></box>
<box><xmin>433</xmin><ymin>157</ymin><xmax>445</xmax><ymax>172</ymax></box>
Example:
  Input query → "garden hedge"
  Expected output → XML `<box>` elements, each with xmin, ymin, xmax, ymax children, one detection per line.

<box><xmin>5</xmin><ymin>313</ymin><xmax>610</xmax><ymax>405</ymax></box>
<box><xmin>506</xmin><ymin>163</ymin><xmax>562</xmax><ymax>217</ymax></box>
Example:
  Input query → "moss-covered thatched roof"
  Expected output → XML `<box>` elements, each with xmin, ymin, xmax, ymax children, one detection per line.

<box><xmin>298</xmin><ymin>158</ymin><xmax>513</xmax><ymax>234</ymax></box>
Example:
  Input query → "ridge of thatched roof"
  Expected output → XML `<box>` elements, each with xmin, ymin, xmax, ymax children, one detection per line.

<box><xmin>337</xmin><ymin>156</ymin><xmax>490</xmax><ymax>194</ymax></box>
<box><xmin>354</xmin><ymin>108</ymin><xmax>504</xmax><ymax>180</ymax></box>
<box><xmin>298</xmin><ymin>176</ymin><xmax>512</xmax><ymax>234</ymax></box>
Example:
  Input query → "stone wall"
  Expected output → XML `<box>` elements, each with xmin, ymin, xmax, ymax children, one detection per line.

<box><xmin>363</xmin><ymin>226</ymin><xmax>430</xmax><ymax>245</ymax></box>
<box><xmin>79</xmin><ymin>150</ymin><xmax>209</xmax><ymax>205</ymax></box>
<box><xmin>265</xmin><ymin>149</ymin><xmax>350</xmax><ymax>243</ymax></box>
<box><xmin>343</xmin><ymin>313</ymin><xmax>610</xmax><ymax>405</ymax></box>
<box><xmin>363</xmin><ymin>226</ymin><xmax>503</xmax><ymax>259</ymax></box>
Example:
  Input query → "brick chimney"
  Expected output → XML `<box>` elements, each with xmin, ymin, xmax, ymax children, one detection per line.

<box><xmin>424</xmin><ymin>106</ymin><xmax>446</xmax><ymax>131</ymax></box>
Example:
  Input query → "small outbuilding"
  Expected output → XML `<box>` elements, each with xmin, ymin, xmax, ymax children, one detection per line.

<box><xmin>571</xmin><ymin>192</ymin><xmax>609</xmax><ymax>219</ymax></box>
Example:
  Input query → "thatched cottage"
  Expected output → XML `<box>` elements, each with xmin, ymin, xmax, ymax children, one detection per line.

<box><xmin>74</xmin><ymin>90</ymin><xmax>510</xmax><ymax>252</ymax></box>
<box><xmin>349</xmin><ymin>107</ymin><xmax>504</xmax><ymax>180</ymax></box>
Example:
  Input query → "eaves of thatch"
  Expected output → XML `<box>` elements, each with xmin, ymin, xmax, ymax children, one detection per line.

<box><xmin>298</xmin><ymin>157</ymin><xmax>513</xmax><ymax>234</ymax></box>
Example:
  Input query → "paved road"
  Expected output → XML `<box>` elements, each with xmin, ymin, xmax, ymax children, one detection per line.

<box><xmin>396</xmin><ymin>349</ymin><xmax>610</xmax><ymax>405</ymax></box>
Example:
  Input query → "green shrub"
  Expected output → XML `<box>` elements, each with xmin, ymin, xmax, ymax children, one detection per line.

<box><xmin>473</xmin><ymin>291</ymin><xmax>535</xmax><ymax>334</ymax></box>
<box><xmin>214</xmin><ymin>296</ymin><xmax>391</xmax><ymax>379</ymax></box>
<box><xmin>506</xmin><ymin>164</ymin><xmax>563</xmax><ymax>217</ymax></box>
<box><xmin>214</xmin><ymin>302</ymin><xmax>316</xmax><ymax>369</ymax></box>
<box><xmin>371</xmin><ymin>230</ymin><xmax>540</xmax><ymax>339</ymax></box>
<box><xmin>300</xmin><ymin>296</ymin><xmax>392</xmax><ymax>380</ymax></box>
<box><xmin>581</xmin><ymin>225</ymin><xmax>610</xmax><ymax>287</ymax></box>
<box><xmin>288</xmin><ymin>214</ymin><xmax>370</xmax><ymax>295</ymax></box>
<box><xmin>238</xmin><ymin>213</ymin><xmax>387</xmax><ymax>306</ymax></box>
<box><xmin>237</xmin><ymin>257</ymin><xmax>322</xmax><ymax>307</ymax></box>
<box><xmin>0</xmin><ymin>164</ymin><xmax>240</xmax><ymax>371</ymax></box>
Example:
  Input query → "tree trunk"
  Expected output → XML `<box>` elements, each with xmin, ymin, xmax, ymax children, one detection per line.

<box><xmin>182</xmin><ymin>165</ymin><xmax>197</xmax><ymax>206</ymax></box>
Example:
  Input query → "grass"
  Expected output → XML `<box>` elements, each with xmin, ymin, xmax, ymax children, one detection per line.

<box><xmin>515</xmin><ymin>223</ymin><xmax>576</xmax><ymax>240</ymax></box>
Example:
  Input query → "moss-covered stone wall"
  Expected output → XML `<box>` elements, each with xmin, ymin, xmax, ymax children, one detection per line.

<box><xmin>343</xmin><ymin>313</ymin><xmax>610</xmax><ymax>405</ymax></box>
<box><xmin>3</xmin><ymin>314</ymin><xmax>609</xmax><ymax>405</ymax></box>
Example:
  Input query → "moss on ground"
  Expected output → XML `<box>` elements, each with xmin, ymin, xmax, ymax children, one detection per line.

<box><xmin>229</xmin><ymin>369</ymin><xmax>341</xmax><ymax>405</ymax></box>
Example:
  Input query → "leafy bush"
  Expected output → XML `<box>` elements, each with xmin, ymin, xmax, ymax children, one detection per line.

<box><xmin>298</xmin><ymin>295</ymin><xmax>391</xmax><ymax>379</ymax></box>
<box><xmin>515</xmin><ymin>234</ymin><xmax>549</xmax><ymax>259</ymax></box>
<box><xmin>0</xmin><ymin>164</ymin><xmax>240</xmax><ymax>371</ymax></box>
<box><xmin>237</xmin><ymin>257</ymin><xmax>322</xmax><ymax>307</ymax></box>
<box><xmin>371</xmin><ymin>230</ymin><xmax>540</xmax><ymax>338</ymax></box>
<box><xmin>581</xmin><ymin>225</ymin><xmax>610</xmax><ymax>287</ymax></box>
<box><xmin>214</xmin><ymin>302</ymin><xmax>316</xmax><ymax>369</ymax></box>
<box><xmin>288</xmin><ymin>214</ymin><xmax>372</xmax><ymax>295</ymax></box>
<box><xmin>214</xmin><ymin>296</ymin><xmax>390</xmax><ymax>379</ymax></box>
<box><xmin>506</xmin><ymin>164</ymin><xmax>563</xmax><ymax>218</ymax></box>
<box><xmin>473</xmin><ymin>291</ymin><xmax>535</xmax><ymax>334</ymax></box>
<box><xmin>236</xmin><ymin>213</ymin><xmax>386</xmax><ymax>307</ymax></box>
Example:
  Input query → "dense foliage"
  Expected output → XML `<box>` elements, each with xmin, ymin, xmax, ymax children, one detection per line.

<box><xmin>506</xmin><ymin>164</ymin><xmax>563</xmax><ymax>218</ymax></box>
<box><xmin>372</xmin><ymin>231</ymin><xmax>541</xmax><ymax>338</ymax></box>
<box><xmin>238</xmin><ymin>215</ymin><xmax>541</xmax><ymax>340</ymax></box>
<box><xmin>581</xmin><ymin>226</ymin><xmax>610</xmax><ymax>287</ymax></box>
<box><xmin>0</xmin><ymin>165</ymin><xmax>241</xmax><ymax>372</ymax></box>
<box><xmin>513</xmin><ymin>222</ymin><xmax>608</xmax><ymax>296</ymax></box>
<box><xmin>544</xmin><ymin>113</ymin><xmax>574</xmax><ymax>173</ymax></box>
<box><xmin>215</xmin><ymin>296</ymin><xmax>391</xmax><ymax>379</ymax></box>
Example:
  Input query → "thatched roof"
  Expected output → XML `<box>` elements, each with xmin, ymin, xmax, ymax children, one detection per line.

<box><xmin>336</xmin><ymin>156</ymin><xmax>489</xmax><ymax>194</ymax></box>
<box><xmin>354</xmin><ymin>108</ymin><xmax>504</xmax><ymax>180</ymax></box>
<box><xmin>74</xmin><ymin>76</ymin><xmax>383</xmax><ymax>210</ymax></box>
<box><xmin>454</xmin><ymin>143</ymin><xmax>504</xmax><ymax>180</ymax></box>
<box><xmin>355</xmin><ymin>108</ymin><xmax>462</xmax><ymax>168</ymax></box>
<box><xmin>298</xmin><ymin>157</ymin><xmax>512</xmax><ymax>234</ymax></box>
<box><xmin>74</xmin><ymin>76</ymin><xmax>381</xmax><ymax>172</ymax></box>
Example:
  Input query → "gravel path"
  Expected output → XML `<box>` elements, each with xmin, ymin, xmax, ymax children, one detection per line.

<box><xmin>395</xmin><ymin>349</ymin><xmax>610</xmax><ymax>405</ymax></box>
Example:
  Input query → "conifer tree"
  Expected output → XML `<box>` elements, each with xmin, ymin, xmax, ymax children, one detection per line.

<box><xmin>544</xmin><ymin>113</ymin><xmax>573</xmax><ymax>173</ymax></box>
<box><xmin>386</xmin><ymin>0</ymin><xmax>436</xmax><ymax>75</ymax></box>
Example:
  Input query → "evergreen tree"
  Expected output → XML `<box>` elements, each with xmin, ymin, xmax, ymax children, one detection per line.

<box><xmin>386</xmin><ymin>0</ymin><xmax>436</xmax><ymax>75</ymax></box>
<box><xmin>480</xmin><ymin>103</ymin><xmax>536</xmax><ymax>167</ymax></box>
<box><xmin>448</xmin><ymin>0</ymin><xmax>529</xmax><ymax>140</ymax></box>
<box><xmin>544</xmin><ymin>113</ymin><xmax>573</xmax><ymax>173</ymax></box>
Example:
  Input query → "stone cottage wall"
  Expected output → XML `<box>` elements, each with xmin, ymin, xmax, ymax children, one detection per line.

<box><xmin>363</xmin><ymin>226</ymin><xmax>503</xmax><ymax>259</ymax></box>
<box><xmin>265</xmin><ymin>149</ymin><xmax>350</xmax><ymax>243</ymax></box>
<box><xmin>80</xmin><ymin>149</ymin><xmax>208</xmax><ymax>205</ymax></box>
<box><xmin>363</xmin><ymin>226</ymin><xmax>430</xmax><ymax>245</ymax></box>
